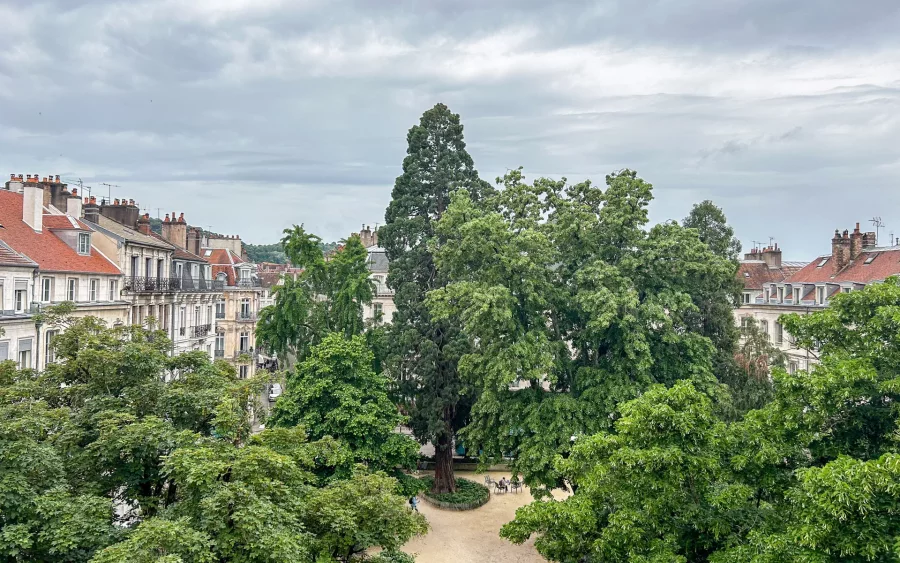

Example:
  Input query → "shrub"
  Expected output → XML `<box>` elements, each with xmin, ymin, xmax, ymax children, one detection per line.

<box><xmin>394</xmin><ymin>472</ymin><xmax>428</xmax><ymax>498</ymax></box>
<box><xmin>420</xmin><ymin>477</ymin><xmax>489</xmax><ymax>506</ymax></box>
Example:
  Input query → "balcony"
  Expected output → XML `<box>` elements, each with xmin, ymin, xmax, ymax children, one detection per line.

<box><xmin>233</xmin><ymin>279</ymin><xmax>261</xmax><ymax>288</ymax></box>
<box><xmin>192</xmin><ymin>324</ymin><xmax>211</xmax><ymax>338</ymax></box>
<box><xmin>237</xmin><ymin>311</ymin><xmax>257</xmax><ymax>322</ymax></box>
<box><xmin>234</xmin><ymin>348</ymin><xmax>255</xmax><ymax>360</ymax></box>
<box><xmin>124</xmin><ymin>276</ymin><xmax>225</xmax><ymax>293</ymax></box>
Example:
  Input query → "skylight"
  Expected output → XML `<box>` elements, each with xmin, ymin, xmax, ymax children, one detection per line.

<box><xmin>816</xmin><ymin>257</ymin><xmax>830</xmax><ymax>268</ymax></box>
<box><xmin>864</xmin><ymin>254</ymin><xmax>877</xmax><ymax>264</ymax></box>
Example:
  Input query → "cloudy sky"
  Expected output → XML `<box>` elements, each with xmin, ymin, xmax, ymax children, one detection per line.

<box><xmin>2</xmin><ymin>0</ymin><xmax>898</xmax><ymax>259</ymax></box>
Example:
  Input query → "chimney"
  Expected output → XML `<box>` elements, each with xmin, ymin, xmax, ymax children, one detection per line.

<box><xmin>862</xmin><ymin>231</ymin><xmax>877</xmax><ymax>249</ymax></box>
<box><xmin>187</xmin><ymin>226</ymin><xmax>202</xmax><ymax>255</ymax></box>
<box><xmin>67</xmin><ymin>191</ymin><xmax>83</xmax><ymax>218</ymax></box>
<box><xmin>83</xmin><ymin>197</ymin><xmax>100</xmax><ymax>223</ymax></box>
<box><xmin>760</xmin><ymin>243</ymin><xmax>782</xmax><ymax>269</ymax></box>
<box><xmin>832</xmin><ymin>228</ymin><xmax>851</xmax><ymax>274</ymax></box>
<box><xmin>161</xmin><ymin>212</ymin><xmax>188</xmax><ymax>249</ymax></box>
<box><xmin>22</xmin><ymin>182</ymin><xmax>43</xmax><ymax>231</ymax></box>
<box><xmin>137</xmin><ymin>213</ymin><xmax>152</xmax><ymax>235</ymax></box>
<box><xmin>850</xmin><ymin>223</ymin><xmax>863</xmax><ymax>260</ymax></box>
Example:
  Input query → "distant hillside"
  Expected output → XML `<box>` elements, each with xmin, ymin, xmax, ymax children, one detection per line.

<box><xmin>245</xmin><ymin>241</ymin><xmax>340</xmax><ymax>264</ymax></box>
<box><xmin>149</xmin><ymin>217</ymin><xmax>162</xmax><ymax>234</ymax></box>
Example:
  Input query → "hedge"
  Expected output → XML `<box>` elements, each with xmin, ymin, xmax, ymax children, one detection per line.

<box><xmin>419</xmin><ymin>477</ymin><xmax>490</xmax><ymax>511</ymax></box>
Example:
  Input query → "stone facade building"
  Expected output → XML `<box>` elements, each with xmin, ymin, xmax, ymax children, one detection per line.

<box><xmin>736</xmin><ymin>223</ymin><xmax>900</xmax><ymax>373</ymax></box>
<box><xmin>205</xmin><ymin>247</ymin><xmax>261</xmax><ymax>379</ymax></box>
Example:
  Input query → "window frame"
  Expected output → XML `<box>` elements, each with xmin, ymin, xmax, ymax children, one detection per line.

<box><xmin>108</xmin><ymin>279</ymin><xmax>118</xmax><ymax>301</ymax></box>
<box><xmin>41</xmin><ymin>277</ymin><xmax>52</xmax><ymax>303</ymax></box>
<box><xmin>67</xmin><ymin>278</ymin><xmax>78</xmax><ymax>302</ymax></box>
<box><xmin>89</xmin><ymin>278</ymin><xmax>99</xmax><ymax>301</ymax></box>
<box><xmin>77</xmin><ymin>232</ymin><xmax>91</xmax><ymax>255</ymax></box>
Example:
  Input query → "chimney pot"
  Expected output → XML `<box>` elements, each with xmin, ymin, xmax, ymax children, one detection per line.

<box><xmin>55</xmin><ymin>175</ymin><xmax>60</xmax><ymax>182</ymax></box>
<box><xmin>9</xmin><ymin>174</ymin><xmax>13</xmax><ymax>180</ymax></box>
<box><xmin>71</xmin><ymin>188</ymin><xmax>77</xmax><ymax>196</ymax></box>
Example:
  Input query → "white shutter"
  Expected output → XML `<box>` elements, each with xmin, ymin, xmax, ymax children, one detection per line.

<box><xmin>14</xmin><ymin>279</ymin><xmax>27</xmax><ymax>291</ymax></box>
<box><xmin>17</xmin><ymin>338</ymin><xmax>32</xmax><ymax>352</ymax></box>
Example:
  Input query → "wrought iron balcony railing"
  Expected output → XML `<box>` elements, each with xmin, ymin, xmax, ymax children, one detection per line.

<box><xmin>124</xmin><ymin>276</ymin><xmax>225</xmax><ymax>293</ymax></box>
<box><xmin>192</xmin><ymin>324</ymin><xmax>211</xmax><ymax>338</ymax></box>
<box><xmin>237</xmin><ymin>311</ymin><xmax>257</xmax><ymax>322</ymax></box>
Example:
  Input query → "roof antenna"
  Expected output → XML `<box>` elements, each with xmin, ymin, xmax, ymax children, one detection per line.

<box><xmin>870</xmin><ymin>217</ymin><xmax>884</xmax><ymax>246</ymax></box>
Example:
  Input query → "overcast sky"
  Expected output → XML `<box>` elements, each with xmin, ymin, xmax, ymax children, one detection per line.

<box><xmin>2</xmin><ymin>0</ymin><xmax>898</xmax><ymax>259</ymax></box>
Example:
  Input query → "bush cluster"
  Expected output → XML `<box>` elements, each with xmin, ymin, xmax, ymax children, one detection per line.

<box><xmin>420</xmin><ymin>477</ymin><xmax>489</xmax><ymax>505</ymax></box>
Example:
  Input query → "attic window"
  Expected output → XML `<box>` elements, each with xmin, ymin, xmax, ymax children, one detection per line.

<box><xmin>204</xmin><ymin>250</ymin><xmax>212</xmax><ymax>257</ymax></box>
<box><xmin>864</xmin><ymin>254</ymin><xmax>877</xmax><ymax>264</ymax></box>
<box><xmin>77</xmin><ymin>233</ymin><xmax>91</xmax><ymax>255</ymax></box>
<box><xmin>743</xmin><ymin>272</ymin><xmax>750</xmax><ymax>277</ymax></box>
<box><xmin>816</xmin><ymin>257</ymin><xmax>829</xmax><ymax>268</ymax></box>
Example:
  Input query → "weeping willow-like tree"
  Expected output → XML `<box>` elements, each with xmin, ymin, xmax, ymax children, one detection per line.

<box><xmin>256</xmin><ymin>226</ymin><xmax>374</xmax><ymax>366</ymax></box>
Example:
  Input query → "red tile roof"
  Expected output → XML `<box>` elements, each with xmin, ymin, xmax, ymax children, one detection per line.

<box><xmin>0</xmin><ymin>239</ymin><xmax>37</xmax><ymax>268</ymax></box>
<box><xmin>788</xmin><ymin>249</ymin><xmax>900</xmax><ymax>284</ymax></box>
<box><xmin>0</xmin><ymin>191</ymin><xmax>121</xmax><ymax>275</ymax></box>
<box><xmin>205</xmin><ymin>248</ymin><xmax>246</xmax><ymax>286</ymax></box>
<box><xmin>737</xmin><ymin>260</ymin><xmax>805</xmax><ymax>290</ymax></box>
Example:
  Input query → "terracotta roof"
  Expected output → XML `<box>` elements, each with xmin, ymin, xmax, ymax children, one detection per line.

<box><xmin>737</xmin><ymin>260</ymin><xmax>806</xmax><ymax>290</ymax></box>
<box><xmin>205</xmin><ymin>248</ymin><xmax>246</xmax><ymax>286</ymax></box>
<box><xmin>0</xmin><ymin>239</ymin><xmax>37</xmax><ymax>268</ymax></box>
<box><xmin>0</xmin><ymin>191</ymin><xmax>122</xmax><ymax>275</ymax></box>
<box><xmin>258</xmin><ymin>271</ymin><xmax>283</xmax><ymax>289</ymax></box>
<box><xmin>788</xmin><ymin>248</ymin><xmax>900</xmax><ymax>284</ymax></box>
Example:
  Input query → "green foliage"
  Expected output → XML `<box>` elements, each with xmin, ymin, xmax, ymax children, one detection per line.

<box><xmin>429</xmin><ymin>168</ymin><xmax>736</xmax><ymax>492</ymax></box>
<box><xmin>367</xmin><ymin>550</ymin><xmax>417</xmax><ymax>563</ymax></box>
<box><xmin>245</xmin><ymin>242</ymin><xmax>288</xmax><ymax>264</ymax></box>
<box><xmin>0</xmin><ymin>319</ymin><xmax>426</xmax><ymax>563</ymax></box>
<box><xmin>393</xmin><ymin>474</ymin><xmax>428</xmax><ymax>498</ymax></box>
<box><xmin>256</xmin><ymin>226</ymin><xmax>374</xmax><ymax>365</ymax></box>
<box><xmin>420</xmin><ymin>477</ymin><xmax>489</xmax><ymax>506</ymax></box>
<box><xmin>270</xmin><ymin>333</ymin><xmax>419</xmax><ymax>474</ymax></box>
<box><xmin>380</xmin><ymin>103</ymin><xmax>493</xmax><ymax>494</ymax></box>
<box><xmin>682</xmin><ymin>200</ymin><xmax>742</xmax><ymax>261</ymax></box>
<box><xmin>503</xmin><ymin>278</ymin><xmax>900</xmax><ymax>562</ymax></box>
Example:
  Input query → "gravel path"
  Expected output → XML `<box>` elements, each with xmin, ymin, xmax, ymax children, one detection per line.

<box><xmin>399</xmin><ymin>471</ymin><xmax>567</xmax><ymax>563</ymax></box>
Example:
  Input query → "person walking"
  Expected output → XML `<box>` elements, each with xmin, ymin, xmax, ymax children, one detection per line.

<box><xmin>409</xmin><ymin>495</ymin><xmax>419</xmax><ymax>512</ymax></box>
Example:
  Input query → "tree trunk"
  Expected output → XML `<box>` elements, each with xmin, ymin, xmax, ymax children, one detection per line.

<box><xmin>432</xmin><ymin>432</ymin><xmax>456</xmax><ymax>494</ymax></box>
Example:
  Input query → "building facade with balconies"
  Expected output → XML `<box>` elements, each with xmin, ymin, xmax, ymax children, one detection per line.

<box><xmin>0</xmin><ymin>240</ymin><xmax>38</xmax><ymax>369</ymax></box>
<box><xmin>205</xmin><ymin>247</ymin><xmax>261</xmax><ymax>378</ymax></box>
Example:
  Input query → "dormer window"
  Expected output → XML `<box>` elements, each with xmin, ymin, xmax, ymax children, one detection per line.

<box><xmin>77</xmin><ymin>232</ymin><xmax>91</xmax><ymax>255</ymax></box>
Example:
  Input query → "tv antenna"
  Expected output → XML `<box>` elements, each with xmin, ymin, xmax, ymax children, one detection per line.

<box><xmin>768</xmin><ymin>236</ymin><xmax>775</xmax><ymax>248</ymax></box>
<box><xmin>100</xmin><ymin>182</ymin><xmax>120</xmax><ymax>205</ymax></box>
<box><xmin>870</xmin><ymin>217</ymin><xmax>884</xmax><ymax>245</ymax></box>
<box><xmin>752</xmin><ymin>240</ymin><xmax>764</xmax><ymax>252</ymax></box>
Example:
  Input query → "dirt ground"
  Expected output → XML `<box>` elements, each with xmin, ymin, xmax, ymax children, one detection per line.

<box><xmin>399</xmin><ymin>470</ymin><xmax>566</xmax><ymax>563</ymax></box>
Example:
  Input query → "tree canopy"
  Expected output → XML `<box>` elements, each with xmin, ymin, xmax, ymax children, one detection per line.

<box><xmin>428</xmin><ymin>168</ymin><xmax>736</xmax><ymax>492</ymax></box>
<box><xmin>256</xmin><ymin>227</ymin><xmax>374</xmax><ymax>365</ymax></box>
<box><xmin>0</xmin><ymin>317</ymin><xmax>425</xmax><ymax>563</ymax></box>
<box><xmin>501</xmin><ymin>276</ymin><xmax>900</xmax><ymax>562</ymax></box>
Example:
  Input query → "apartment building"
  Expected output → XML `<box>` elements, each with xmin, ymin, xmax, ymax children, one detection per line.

<box><xmin>0</xmin><ymin>241</ymin><xmax>38</xmax><ymax>368</ymax></box>
<box><xmin>0</xmin><ymin>177</ymin><xmax>128</xmax><ymax>370</ymax></box>
<box><xmin>83</xmin><ymin>202</ymin><xmax>222</xmax><ymax>358</ymax></box>
<box><xmin>736</xmin><ymin>223</ymin><xmax>900</xmax><ymax>372</ymax></box>
<box><xmin>205</xmin><ymin>247</ymin><xmax>261</xmax><ymax>378</ymax></box>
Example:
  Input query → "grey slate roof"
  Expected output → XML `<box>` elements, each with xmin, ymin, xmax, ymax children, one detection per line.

<box><xmin>366</xmin><ymin>247</ymin><xmax>389</xmax><ymax>273</ymax></box>
<box><xmin>83</xmin><ymin>215</ymin><xmax>174</xmax><ymax>250</ymax></box>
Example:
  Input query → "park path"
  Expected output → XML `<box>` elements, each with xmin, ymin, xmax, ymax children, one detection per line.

<box><xmin>399</xmin><ymin>470</ymin><xmax>568</xmax><ymax>563</ymax></box>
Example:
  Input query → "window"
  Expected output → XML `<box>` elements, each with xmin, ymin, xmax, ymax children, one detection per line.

<box><xmin>759</xmin><ymin>320</ymin><xmax>769</xmax><ymax>341</ymax></box>
<box><xmin>89</xmin><ymin>279</ymin><xmax>99</xmax><ymax>301</ymax></box>
<box><xmin>842</xmin><ymin>287</ymin><xmax>851</xmax><ymax>293</ymax></box>
<box><xmin>794</xmin><ymin>287</ymin><xmax>801</xmax><ymax>302</ymax></box>
<box><xmin>17</xmin><ymin>338</ymin><xmax>32</xmax><ymax>370</ymax></box>
<box><xmin>239</xmin><ymin>332</ymin><xmax>249</xmax><ymax>352</ymax></box>
<box><xmin>41</xmin><ymin>278</ymin><xmax>52</xmax><ymax>302</ymax></box>
<box><xmin>175</xmin><ymin>262</ymin><xmax>183</xmax><ymax>279</ymax></box>
<box><xmin>215</xmin><ymin>334</ymin><xmax>225</xmax><ymax>351</ymax></box>
<box><xmin>194</xmin><ymin>306</ymin><xmax>201</xmax><ymax>327</ymax></box>
<box><xmin>179</xmin><ymin>307</ymin><xmax>186</xmax><ymax>335</ymax></box>
<box><xmin>789</xmin><ymin>361</ymin><xmax>798</xmax><ymax>375</ymax></box>
<box><xmin>864</xmin><ymin>254</ymin><xmax>877</xmax><ymax>264</ymax></box>
<box><xmin>742</xmin><ymin>293</ymin><xmax>751</xmax><ymax>304</ymax></box>
<box><xmin>216</xmin><ymin>301</ymin><xmax>225</xmax><ymax>319</ymax></box>
<box><xmin>816</xmin><ymin>286</ymin><xmax>825</xmax><ymax>304</ymax></box>
<box><xmin>45</xmin><ymin>330</ymin><xmax>58</xmax><ymax>366</ymax></box>
<box><xmin>816</xmin><ymin>257</ymin><xmax>829</xmax><ymax>268</ymax></box>
<box><xmin>77</xmin><ymin>232</ymin><xmax>90</xmax><ymax>255</ymax></box>
<box><xmin>131</xmin><ymin>256</ymin><xmax>139</xmax><ymax>278</ymax></box>
<box><xmin>157</xmin><ymin>259</ymin><xmax>164</xmax><ymax>281</ymax></box>
<box><xmin>0</xmin><ymin>341</ymin><xmax>8</xmax><ymax>361</ymax></box>
<box><xmin>774</xmin><ymin>322</ymin><xmax>783</xmax><ymax>345</ymax></box>
<box><xmin>240</xmin><ymin>298</ymin><xmax>250</xmax><ymax>318</ymax></box>
<box><xmin>239</xmin><ymin>365</ymin><xmax>249</xmax><ymax>379</ymax></box>
<box><xmin>145</xmin><ymin>258</ymin><xmax>153</xmax><ymax>279</ymax></box>
<box><xmin>108</xmin><ymin>280</ymin><xmax>118</xmax><ymax>301</ymax></box>
<box><xmin>14</xmin><ymin>280</ymin><xmax>27</xmax><ymax>312</ymax></box>
<box><xmin>67</xmin><ymin>278</ymin><xmax>78</xmax><ymax>302</ymax></box>
<box><xmin>777</xmin><ymin>287</ymin><xmax>784</xmax><ymax>302</ymax></box>
<box><xmin>374</xmin><ymin>302</ymin><xmax>383</xmax><ymax>323</ymax></box>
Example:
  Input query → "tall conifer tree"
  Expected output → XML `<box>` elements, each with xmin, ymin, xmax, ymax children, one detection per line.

<box><xmin>380</xmin><ymin>103</ymin><xmax>492</xmax><ymax>493</ymax></box>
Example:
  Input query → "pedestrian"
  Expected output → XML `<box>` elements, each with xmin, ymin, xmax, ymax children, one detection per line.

<box><xmin>409</xmin><ymin>495</ymin><xmax>419</xmax><ymax>512</ymax></box>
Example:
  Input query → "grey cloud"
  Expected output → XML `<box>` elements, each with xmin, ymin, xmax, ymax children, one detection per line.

<box><xmin>0</xmin><ymin>0</ymin><xmax>898</xmax><ymax>258</ymax></box>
